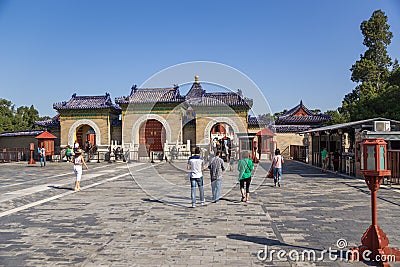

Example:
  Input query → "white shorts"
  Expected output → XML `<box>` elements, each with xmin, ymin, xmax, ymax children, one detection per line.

<box><xmin>74</xmin><ymin>165</ymin><xmax>83</xmax><ymax>181</ymax></box>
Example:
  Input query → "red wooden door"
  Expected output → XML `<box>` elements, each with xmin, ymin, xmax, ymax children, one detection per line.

<box><xmin>87</xmin><ymin>134</ymin><xmax>96</xmax><ymax>146</ymax></box>
<box><xmin>139</xmin><ymin>120</ymin><xmax>165</xmax><ymax>151</ymax></box>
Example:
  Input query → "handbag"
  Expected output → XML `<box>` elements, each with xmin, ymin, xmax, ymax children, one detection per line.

<box><xmin>266</xmin><ymin>167</ymin><xmax>273</xmax><ymax>178</ymax></box>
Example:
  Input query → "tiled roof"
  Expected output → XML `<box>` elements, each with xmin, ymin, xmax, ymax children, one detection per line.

<box><xmin>53</xmin><ymin>93</ymin><xmax>121</xmax><ymax>112</ymax></box>
<box><xmin>34</xmin><ymin>115</ymin><xmax>60</xmax><ymax>128</ymax></box>
<box><xmin>185</xmin><ymin>78</ymin><xmax>252</xmax><ymax>108</ymax></box>
<box><xmin>0</xmin><ymin>130</ymin><xmax>44</xmax><ymax>137</ymax></box>
<box><xmin>272</xmin><ymin>125</ymin><xmax>313</xmax><ymax>133</ymax></box>
<box><xmin>186</xmin><ymin>82</ymin><xmax>205</xmax><ymax>99</ymax></box>
<box><xmin>275</xmin><ymin>115</ymin><xmax>331</xmax><ymax>124</ymax></box>
<box><xmin>248</xmin><ymin>117</ymin><xmax>270</xmax><ymax>128</ymax></box>
<box><xmin>115</xmin><ymin>86</ymin><xmax>185</xmax><ymax>104</ymax></box>
<box><xmin>186</xmin><ymin>92</ymin><xmax>252</xmax><ymax>108</ymax></box>
<box><xmin>35</xmin><ymin>131</ymin><xmax>57</xmax><ymax>139</ymax></box>
<box><xmin>116</xmin><ymin>79</ymin><xmax>253</xmax><ymax>109</ymax></box>
<box><xmin>275</xmin><ymin>100</ymin><xmax>331</xmax><ymax>125</ymax></box>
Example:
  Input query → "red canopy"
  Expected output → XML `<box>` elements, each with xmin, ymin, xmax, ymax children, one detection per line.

<box><xmin>256</xmin><ymin>128</ymin><xmax>275</xmax><ymax>136</ymax></box>
<box><xmin>35</xmin><ymin>131</ymin><xmax>57</xmax><ymax>139</ymax></box>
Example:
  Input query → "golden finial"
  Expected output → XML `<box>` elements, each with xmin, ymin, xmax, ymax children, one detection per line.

<box><xmin>194</xmin><ymin>75</ymin><xmax>199</xmax><ymax>84</ymax></box>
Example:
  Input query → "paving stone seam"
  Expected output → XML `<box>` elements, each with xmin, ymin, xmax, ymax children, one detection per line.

<box><xmin>0</xmin><ymin>163</ymin><xmax>121</xmax><ymax>190</ymax></box>
<box><xmin>293</xmin><ymin>160</ymin><xmax>400</xmax><ymax>194</ymax></box>
<box><xmin>0</xmin><ymin>163</ymin><xmax>159</xmax><ymax>218</ymax></box>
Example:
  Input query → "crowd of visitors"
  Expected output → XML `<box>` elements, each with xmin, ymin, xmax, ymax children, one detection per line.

<box><xmin>187</xmin><ymin>144</ymin><xmax>284</xmax><ymax>207</ymax></box>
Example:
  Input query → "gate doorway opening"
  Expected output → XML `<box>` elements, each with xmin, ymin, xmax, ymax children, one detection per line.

<box><xmin>139</xmin><ymin>119</ymin><xmax>166</xmax><ymax>152</ymax></box>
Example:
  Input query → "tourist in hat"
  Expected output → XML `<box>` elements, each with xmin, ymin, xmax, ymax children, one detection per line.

<box><xmin>72</xmin><ymin>149</ymin><xmax>88</xmax><ymax>192</ymax></box>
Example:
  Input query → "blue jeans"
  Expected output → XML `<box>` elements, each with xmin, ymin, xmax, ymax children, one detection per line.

<box><xmin>211</xmin><ymin>178</ymin><xmax>222</xmax><ymax>201</ymax></box>
<box><xmin>190</xmin><ymin>177</ymin><xmax>204</xmax><ymax>204</ymax></box>
<box><xmin>273</xmin><ymin>167</ymin><xmax>282</xmax><ymax>184</ymax></box>
<box><xmin>40</xmin><ymin>156</ymin><xmax>46</xmax><ymax>167</ymax></box>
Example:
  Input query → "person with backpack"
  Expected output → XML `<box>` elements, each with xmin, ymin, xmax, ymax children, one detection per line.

<box><xmin>208</xmin><ymin>151</ymin><xmax>225</xmax><ymax>202</ymax></box>
<box><xmin>272</xmin><ymin>148</ymin><xmax>284</xmax><ymax>187</ymax></box>
<box><xmin>237</xmin><ymin>151</ymin><xmax>254</xmax><ymax>203</ymax></box>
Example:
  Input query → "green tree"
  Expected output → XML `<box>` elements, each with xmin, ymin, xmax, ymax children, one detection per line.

<box><xmin>0</xmin><ymin>98</ymin><xmax>43</xmax><ymax>132</ymax></box>
<box><xmin>340</xmin><ymin>10</ymin><xmax>395</xmax><ymax>121</ymax></box>
<box><xmin>273</xmin><ymin>109</ymin><xmax>288</xmax><ymax>120</ymax></box>
<box><xmin>0</xmin><ymin>99</ymin><xmax>15</xmax><ymax>132</ymax></box>
<box><xmin>324</xmin><ymin>110</ymin><xmax>347</xmax><ymax>125</ymax></box>
<box><xmin>14</xmin><ymin>105</ymin><xmax>40</xmax><ymax>130</ymax></box>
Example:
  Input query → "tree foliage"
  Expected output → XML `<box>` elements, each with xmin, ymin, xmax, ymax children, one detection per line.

<box><xmin>340</xmin><ymin>10</ymin><xmax>400</xmax><ymax>121</ymax></box>
<box><xmin>0</xmin><ymin>98</ymin><xmax>44</xmax><ymax>132</ymax></box>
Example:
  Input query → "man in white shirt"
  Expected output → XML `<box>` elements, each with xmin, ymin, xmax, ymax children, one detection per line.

<box><xmin>39</xmin><ymin>146</ymin><xmax>46</xmax><ymax>167</ymax></box>
<box><xmin>187</xmin><ymin>147</ymin><xmax>207</xmax><ymax>207</ymax></box>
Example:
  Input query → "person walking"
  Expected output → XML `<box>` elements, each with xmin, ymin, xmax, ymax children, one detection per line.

<box><xmin>333</xmin><ymin>149</ymin><xmax>340</xmax><ymax>174</ymax></box>
<box><xmin>74</xmin><ymin>140</ymin><xmax>80</xmax><ymax>153</ymax></box>
<box><xmin>321</xmin><ymin>147</ymin><xmax>328</xmax><ymax>172</ymax></box>
<box><xmin>187</xmin><ymin>147</ymin><xmax>207</xmax><ymax>207</ymax></box>
<box><xmin>39</xmin><ymin>146</ymin><xmax>46</xmax><ymax>167</ymax></box>
<box><xmin>272</xmin><ymin>148</ymin><xmax>284</xmax><ymax>187</ymax></box>
<box><xmin>72</xmin><ymin>149</ymin><xmax>88</xmax><ymax>192</ymax></box>
<box><xmin>65</xmin><ymin>146</ymin><xmax>72</xmax><ymax>162</ymax></box>
<box><xmin>208</xmin><ymin>151</ymin><xmax>225</xmax><ymax>202</ymax></box>
<box><xmin>237</xmin><ymin>151</ymin><xmax>254</xmax><ymax>203</ymax></box>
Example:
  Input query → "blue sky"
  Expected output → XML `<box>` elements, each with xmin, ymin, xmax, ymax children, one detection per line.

<box><xmin>0</xmin><ymin>0</ymin><xmax>399</xmax><ymax>117</ymax></box>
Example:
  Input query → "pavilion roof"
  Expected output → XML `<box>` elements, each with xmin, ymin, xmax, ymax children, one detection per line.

<box><xmin>187</xmin><ymin>92</ymin><xmax>253</xmax><ymax>108</ymax></box>
<box><xmin>115</xmin><ymin>86</ymin><xmax>185</xmax><ymax>104</ymax></box>
<box><xmin>248</xmin><ymin>116</ymin><xmax>270</xmax><ymax>128</ymax></box>
<box><xmin>53</xmin><ymin>93</ymin><xmax>121</xmax><ymax>112</ymax></box>
<box><xmin>35</xmin><ymin>131</ymin><xmax>57</xmax><ymax>139</ymax></box>
<box><xmin>275</xmin><ymin>100</ymin><xmax>331</xmax><ymax>125</ymax></box>
<box><xmin>34</xmin><ymin>115</ymin><xmax>60</xmax><ymax>128</ymax></box>
<box><xmin>115</xmin><ymin>77</ymin><xmax>253</xmax><ymax>108</ymax></box>
<box><xmin>272</xmin><ymin>125</ymin><xmax>313</xmax><ymax>133</ymax></box>
<box><xmin>0</xmin><ymin>130</ymin><xmax>44</xmax><ymax>137</ymax></box>
<box><xmin>185</xmin><ymin>79</ymin><xmax>205</xmax><ymax>99</ymax></box>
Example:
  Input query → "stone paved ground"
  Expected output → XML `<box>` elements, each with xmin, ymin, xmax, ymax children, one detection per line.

<box><xmin>0</xmin><ymin>159</ymin><xmax>400</xmax><ymax>267</ymax></box>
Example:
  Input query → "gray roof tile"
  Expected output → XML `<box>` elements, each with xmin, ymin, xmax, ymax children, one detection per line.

<box><xmin>54</xmin><ymin>93</ymin><xmax>121</xmax><ymax>112</ymax></box>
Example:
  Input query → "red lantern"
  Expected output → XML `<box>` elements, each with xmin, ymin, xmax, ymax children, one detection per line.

<box><xmin>360</xmin><ymin>138</ymin><xmax>390</xmax><ymax>177</ymax></box>
<box><xmin>351</xmin><ymin>138</ymin><xmax>400</xmax><ymax>266</ymax></box>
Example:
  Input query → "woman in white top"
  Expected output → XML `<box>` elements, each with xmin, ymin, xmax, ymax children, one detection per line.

<box><xmin>272</xmin><ymin>148</ymin><xmax>284</xmax><ymax>187</ymax></box>
<box><xmin>72</xmin><ymin>149</ymin><xmax>88</xmax><ymax>192</ymax></box>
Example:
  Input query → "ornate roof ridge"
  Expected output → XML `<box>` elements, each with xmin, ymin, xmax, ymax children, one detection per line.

<box><xmin>137</xmin><ymin>87</ymin><xmax>177</xmax><ymax>91</ymax></box>
<box><xmin>34</xmin><ymin>115</ymin><xmax>60</xmax><ymax>128</ymax></box>
<box><xmin>282</xmin><ymin>100</ymin><xmax>315</xmax><ymax>117</ymax></box>
<box><xmin>0</xmin><ymin>130</ymin><xmax>44</xmax><ymax>137</ymax></box>
<box><xmin>116</xmin><ymin>85</ymin><xmax>184</xmax><ymax>104</ymax></box>
<box><xmin>53</xmin><ymin>92</ymin><xmax>121</xmax><ymax>112</ymax></box>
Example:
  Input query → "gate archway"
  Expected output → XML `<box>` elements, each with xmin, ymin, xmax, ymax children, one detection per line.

<box><xmin>139</xmin><ymin>119</ymin><xmax>166</xmax><ymax>152</ymax></box>
<box><xmin>68</xmin><ymin>119</ymin><xmax>101</xmax><ymax>146</ymax></box>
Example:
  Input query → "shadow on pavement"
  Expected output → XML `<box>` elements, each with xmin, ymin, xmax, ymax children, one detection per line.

<box><xmin>141</xmin><ymin>198</ymin><xmax>163</xmax><ymax>203</ymax></box>
<box><xmin>48</xmin><ymin>185</ymin><xmax>74</xmax><ymax>191</ymax></box>
<box><xmin>341</xmin><ymin>182</ymin><xmax>400</xmax><ymax>207</ymax></box>
<box><xmin>226</xmin><ymin>234</ymin><xmax>322</xmax><ymax>251</ymax></box>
